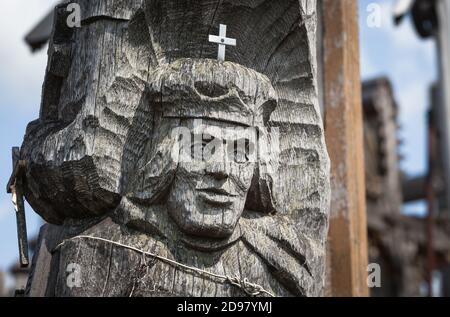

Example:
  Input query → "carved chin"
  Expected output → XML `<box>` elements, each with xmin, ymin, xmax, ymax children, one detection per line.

<box><xmin>167</xmin><ymin>195</ymin><xmax>244</xmax><ymax>239</ymax></box>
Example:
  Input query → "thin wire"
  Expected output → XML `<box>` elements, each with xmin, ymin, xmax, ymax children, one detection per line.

<box><xmin>53</xmin><ymin>235</ymin><xmax>275</xmax><ymax>297</ymax></box>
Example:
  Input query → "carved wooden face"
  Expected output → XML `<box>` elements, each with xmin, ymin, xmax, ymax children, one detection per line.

<box><xmin>167</xmin><ymin>119</ymin><xmax>256</xmax><ymax>238</ymax></box>
<box><xmin>129</xmin><ymin>59</ymin><xmax>279</xmax><ymax>239</ymax></box>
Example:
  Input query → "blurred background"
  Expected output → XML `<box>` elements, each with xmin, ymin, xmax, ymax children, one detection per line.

<box><xmin>0</xmin><ymin>0</ymin><xmax>448</xmax><ymax>296</ymax></box>
<box><xmin>0</xmin><ymin>0</ymin><xmax>59</xmax><ymax>295</ymax></box>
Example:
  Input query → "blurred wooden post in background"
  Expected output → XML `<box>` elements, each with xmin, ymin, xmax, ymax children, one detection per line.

<box><xmin>321</xmin><ymin>0</ymin><xmax>369</xmax><ymax>297</ymax></box>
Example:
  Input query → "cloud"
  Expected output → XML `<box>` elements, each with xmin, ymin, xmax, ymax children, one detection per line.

<box><xmin>0</xmin><ymin>0</ymin><xmax>60</xmax><ymax>113</ymax></box>
<box><xmin>399</xmin><ymin>82</ymin><xmax>429</xmax><ymax>119</ymax></box>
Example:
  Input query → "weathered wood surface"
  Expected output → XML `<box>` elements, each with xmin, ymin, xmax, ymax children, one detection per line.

<box><xmin>322</xmin><ymin>0</ymin><xmax>369</xmax><ymax>297</ymax></box>
<box><xmin>22</xmin><ymin>0</ymin><xmax>330</xmax><ymax>297</ymax></box>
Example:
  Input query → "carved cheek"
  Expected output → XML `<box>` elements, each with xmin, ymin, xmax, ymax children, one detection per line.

<box><xmin>230</xmin><ymin>162</ymin><xmax>255</xmax><ymax>191</ymax></box>
<box><xmin>174</xmin><ymin>162</ymin><xmax>208</xmax><ymax>192</ymax></box>
<box><xmin>178</xmin><ymin>160</ymin><xmax>207</xmax><ymax>175</ymax></box>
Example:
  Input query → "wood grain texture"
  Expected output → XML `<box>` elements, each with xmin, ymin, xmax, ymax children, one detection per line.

<box><xmin>23</xmin><ymin>0</ymin><xmax>330</xmax><ymax>297</ymax></box>
<box><xmin>322</xmin><ymin>0</ymin><xmax>369</xmax><ymax>297</ymax></box>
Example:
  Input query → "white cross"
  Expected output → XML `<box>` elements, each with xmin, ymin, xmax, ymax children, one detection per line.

<box><xmin>208</xmin><ymin>24</ymin><xmax>236</xmax><ymax>62</ymax></box>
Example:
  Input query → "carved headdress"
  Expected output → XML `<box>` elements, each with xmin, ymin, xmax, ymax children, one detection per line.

<box><xmin>147</xmin><ymin>58</ymin><xmax>278</xmax><ymax>127</ymax></box>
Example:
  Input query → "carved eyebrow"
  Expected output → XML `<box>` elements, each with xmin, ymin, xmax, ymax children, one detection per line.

<box><xmin>220</xmin><ymin>138</ymin><xmax>253</xmax><ymax>146</ymax></box>
<box><xmin>190</xmin><ymin>133</ymin><xmax>250</xmax><ymax>143</ymax></box>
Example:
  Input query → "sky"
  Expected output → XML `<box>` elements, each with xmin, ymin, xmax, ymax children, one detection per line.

<box><xmin>359</xmin><ymin>0</ymin><xmax>437</xmax><ymax>216</ymax></box>
<box><xmin>0</xmin><ymin>0</ymin><xmax>59</xmax><ymax>282</ymax></box>
<box><xmin>0</xmin><ymin>0</ymin><xmax>438</xmax><ymax>282</ymax></box>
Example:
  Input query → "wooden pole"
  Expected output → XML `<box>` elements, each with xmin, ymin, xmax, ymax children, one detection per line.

<box><xmin>426</xmin><ymin>113</ymin><xmax>436</xmax><ymax>297</ymax></box>
<box><xmin>322</xmin><ymin>0</ymin><xmax>369</xmax><ymax>297</ymax></box>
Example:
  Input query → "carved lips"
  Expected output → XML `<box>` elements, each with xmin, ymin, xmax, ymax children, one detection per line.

<box><xmin>196</xmin><ymin>186</ymin><xmax>239</xmax><ymax>206</ymax></box>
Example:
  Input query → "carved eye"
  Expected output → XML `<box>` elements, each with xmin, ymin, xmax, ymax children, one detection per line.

<box><xmin>230</xmin><ymin>139</ymin><xmax>252</xmax><ymax>163</ymax></box>
<box><xmin>190</xmin><ymin>142</ymin><xmax>204</xmax><ymax>161</ymax></box>
<box><xmin>190</xmin><ymin>136</ymin><xmax>215</xmax><ymax>161</ymax></box>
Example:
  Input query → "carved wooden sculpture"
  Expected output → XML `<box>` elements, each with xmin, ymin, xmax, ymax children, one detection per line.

<box><xmin>23</xmin><ymin>0</ymin><xmax>330</xmax><ymax>297</ymax></box>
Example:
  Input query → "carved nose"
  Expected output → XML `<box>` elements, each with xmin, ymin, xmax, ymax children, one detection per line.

<box><xmin>206</xmin><ymin>163</ymin><xmax>229</xmax><ymax>180</ymax></box>
<box><xmin>211</xmin><ymin>170</ymin><xmax>228</xmax><ymax>180</ymax></box>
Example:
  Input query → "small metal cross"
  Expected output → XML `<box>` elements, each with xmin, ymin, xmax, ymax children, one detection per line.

<box><xmin>208</xmin><ymin>24</ymin><xmax>236</xmax><ymax>62</ymax></box>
